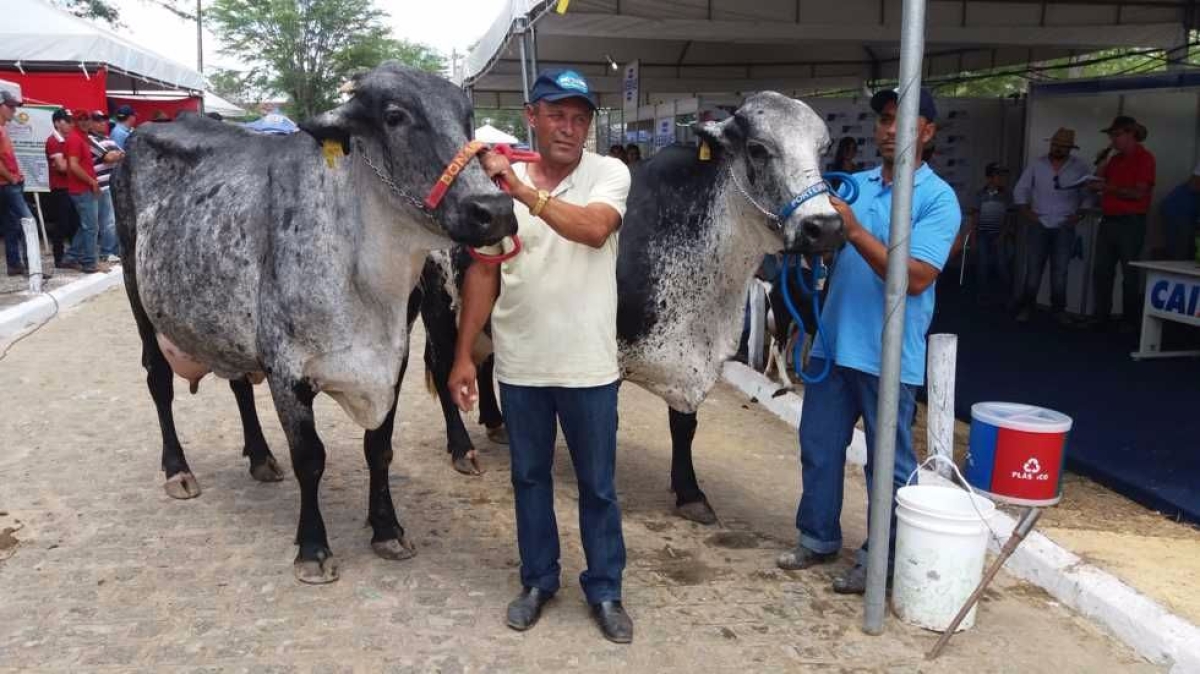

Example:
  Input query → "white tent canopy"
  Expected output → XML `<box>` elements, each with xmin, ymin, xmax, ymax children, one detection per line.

<box><xmin>204</xmin><ymin>92</ymin><xmax>247</xmax><ymax>118</ymax></box>
<box><xmin>475</xmin><ymin>122</ymin><xmax>522</xmax><ymax>144</ymax></box>
<box><xmin>0</xmin><ymin>0</ymin><xmax>204</xmax><ymax>92</ymax></box>
<box><xmin>462</xmin><ymin>0</ymin><xmax>1192</xmax><ymax>107</ymax></box>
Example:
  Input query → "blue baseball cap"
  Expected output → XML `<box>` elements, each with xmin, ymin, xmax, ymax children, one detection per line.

<box><xmin>870</xmin><ymin>87</ymin><xmax>938</xmax><ymax>122</ymax></box>
<box><xmin>528</xmin><ymin>68</ymin><xmax>597</xmax><ymax>110</ymax></box>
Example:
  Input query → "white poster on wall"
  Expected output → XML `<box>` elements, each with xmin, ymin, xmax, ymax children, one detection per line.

<box><xmin>622</xmin><ymin>60</ymin><xmax>639</xmax><ymax>118</ymax></box>
<box><xmin>5</xmin><ymin>105</ymin><xmax>55</xmax><ymax>193</ymax></box>
<box><xmin>653</xmin><ymin>116</ymin><xmax>673</xmax><ymax>149</ymax></box>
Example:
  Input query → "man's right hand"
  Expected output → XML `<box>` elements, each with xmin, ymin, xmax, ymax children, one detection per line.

<box><xmin>91</xmin><ymin>181</ymin><xmax>101</xmax><ymax>195</ymax></box>
<box><xmin>448</xmin><ymin>357</ymin><xmax>479</xmax><ymax>412</ymax></box>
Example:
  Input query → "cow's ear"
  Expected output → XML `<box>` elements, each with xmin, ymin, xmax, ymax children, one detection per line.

<box><xmin>299</xmin><ymin>99</ymin><xmax>363</xmax><ymax>155</ymax></box>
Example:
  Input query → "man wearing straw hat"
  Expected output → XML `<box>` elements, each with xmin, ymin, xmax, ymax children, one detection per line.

<box><xmin>1011</xmin><ymin>127</ymin><xmax>1093</xmax><ymax>325</ymax></box>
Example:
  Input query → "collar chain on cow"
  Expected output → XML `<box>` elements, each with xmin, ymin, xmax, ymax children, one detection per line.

<box><xmin>726</xmin><ymin>166</ymin><xmax>785</xmax><ymax>225</ymax></box>
<box><xmin>354</xmin><ymin>138</ymin><xmax>435</xmax><ymax>217</ymax></box>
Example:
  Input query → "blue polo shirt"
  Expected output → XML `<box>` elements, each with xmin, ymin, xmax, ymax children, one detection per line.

<box><xmin>111</xmin><ymin>123</ymin><xmax>133</xmax><ymax>151</ymax></box>
<box><xmin>811</xmin><ymin>163</ymin><xmax>961</xmax><ymax>386</ymax></box>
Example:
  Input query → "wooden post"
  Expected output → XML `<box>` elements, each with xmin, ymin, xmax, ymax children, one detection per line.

<box><xmin>926</xmin><ymin>334</ymin><xmax>958</xmax><ymax>479</ymax></box>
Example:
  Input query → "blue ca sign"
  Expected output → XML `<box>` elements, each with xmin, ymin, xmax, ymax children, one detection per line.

<box><xmin>1149</xmin><ymin>278</ymin><xmax>1200</xmax><ymax>318</ymax></box>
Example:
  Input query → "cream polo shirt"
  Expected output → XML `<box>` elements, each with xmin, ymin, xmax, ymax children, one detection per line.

<box><xmin>487</xmin><ymin>151</ymin><xmax>631</xmax><ymax>387</ymax></box>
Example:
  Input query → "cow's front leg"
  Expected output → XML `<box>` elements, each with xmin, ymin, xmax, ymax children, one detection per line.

<box><xmin>229</xmin><ymin>377</ymin><xmax>285</xmax><ymax>483</ymax></box>
<box><xmin>270</xmin><ymin>376</ymin><xmax>337</xmax><ymax>584</ymax></box>
<box><xmin>669</xmin><ymin>408</ymin><xmax>718</xmax><ymax>525</ymax></box>
<box><xmin>364</xmin><ymin>359</ymin><xmax>417</xmax><ymax>561</ymax></box>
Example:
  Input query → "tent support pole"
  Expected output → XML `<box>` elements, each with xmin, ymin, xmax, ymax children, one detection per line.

<box><xmin>517</xmin><ymin>18</ymin><xmax>533</xmax><ymax>147</ymax></box>
<box><xmin>863</xmin><ymin>0</ymin><xmax>928</xmax><ymax>637</ymax></box>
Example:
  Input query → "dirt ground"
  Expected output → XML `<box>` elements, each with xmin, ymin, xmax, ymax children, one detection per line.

<box><xmin>0</xmin><ymin>289</ymin><xmax>1166</xmax><ymax>672</ymax></box>
<box><xmin>910</xmin><ymin>406</ymin><xmax>1200</xmax><ymax>626</ymax></box>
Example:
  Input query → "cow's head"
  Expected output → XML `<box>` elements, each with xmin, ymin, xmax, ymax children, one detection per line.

<box><xmin>695</xmin><ymin>92</ymin><xmax>843</xmax><ymax>253</ymax></box>
<box><xmin>300</xmin><ymin>62</ymin><xmax>515</xmax><ymax>247</ymax></box>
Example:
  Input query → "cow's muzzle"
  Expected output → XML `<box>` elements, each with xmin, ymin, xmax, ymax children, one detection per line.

<box><xmin>785</xmin><ymin>212</ymin><xmax>844</xmax><ymax>254</ymax></box>
<box><xmin>458</xmin><ymin>193</ymin><xmax>518</xmax><ymax>247</ymax></box>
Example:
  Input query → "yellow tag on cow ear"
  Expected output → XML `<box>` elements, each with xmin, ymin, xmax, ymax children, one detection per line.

<box><xmin>699</xmin><ymin>141</ymin><xmax>712</xmax><ymax>161</ymax></box>
<box><xmin>322</xmin><ymin>139</ymin><xmax>344</xmax><ymax>168</ymax></box>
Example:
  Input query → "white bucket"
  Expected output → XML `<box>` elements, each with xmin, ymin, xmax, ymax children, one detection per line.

<box><xmin>892</xmin><ymin>483</ymin><xmax>996</xmax><ymax>632</ymax></box>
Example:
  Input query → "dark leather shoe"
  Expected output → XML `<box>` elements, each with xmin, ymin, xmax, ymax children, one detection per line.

<box><xmin>506</xmin><ymin>587</ymin><xmax>553</xmax><ymax>631</ymax></box>
<box><xmin>590</xmin><ymin>600</ymin><xmax>633</xmax><ymax>643</ymax></box>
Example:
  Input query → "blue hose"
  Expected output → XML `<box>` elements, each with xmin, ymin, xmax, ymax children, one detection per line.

<box><xmin>773</xmin><ymin>172</ymin><xmax>856</xmax><ymax>385</ymax></box>
<box><xmin>778</xmin><ymin>255</ymin><xmax>833</xmax><ymax>384</ymax></box>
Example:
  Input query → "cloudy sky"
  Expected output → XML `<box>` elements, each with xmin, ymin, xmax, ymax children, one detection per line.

<box><xmin>109</xmin><ymin>0</ymin><xmax>509</xmax><ymax>73</ymax></box>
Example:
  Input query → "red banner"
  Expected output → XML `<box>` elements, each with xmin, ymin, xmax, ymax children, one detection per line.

<box><xmin>0</xmin><ymin>68</ymin><xmax>109</xmax><ymax>112</ymax></box>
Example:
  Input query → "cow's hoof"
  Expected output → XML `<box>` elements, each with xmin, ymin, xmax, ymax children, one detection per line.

<box><xmin>371</xmin><ymin>535</ymin><xmax>417</xmax><ymax>561</ymax></box>
<box><xmin>293</xmin><ymin>551</ymin><xmax>339</xmax><ymax>584</ymax></box>
<box><xmin>452</xmin><ymin>451</ymin><xmax>484</xmax><ymax>476</ymax></box>
<box><xmin>249</xmin><ymin>456</ymin><xmax>285</xmax><ymax>483</ymax></box>
<box><xmin>486</xmin><ymin>425</ymin><xmax>510</xmax><ymax>445</ymax></box>
<box><xmin>163</xmin><ymin>472</ymin><xmax>201</xmax><ymax>500</ymax></box>
<box><xmin>675</xmin><ymin>499</ymin><xmax>718</xmax><ymax>525</ymax></box>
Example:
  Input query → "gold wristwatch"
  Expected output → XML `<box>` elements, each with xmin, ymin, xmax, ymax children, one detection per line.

<box><xmin>529</xmin><ymin>189</ymin><xmax>551</xmax><ymax>217</ymax></box>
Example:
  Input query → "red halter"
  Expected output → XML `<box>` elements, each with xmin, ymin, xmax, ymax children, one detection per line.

<box><xmin>423</xmin><ymin>141</ymin><xmax>538</xmax><ymax>265</ymax></box>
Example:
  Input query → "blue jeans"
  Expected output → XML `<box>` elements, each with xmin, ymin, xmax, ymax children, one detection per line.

<box><xmin>795</xmin><ymin>360</ymin><xmax>918</xmax><ymax>567</ymax></box>
<box><xmin>974</xmin><ymin>230</ymin><xmax>1011</xmax><ymax>301</ymax></box>
<box><xmin>500</xmin><ymin>381</ymin><xmax>625</xmax><ymax>604</ymax></box>
<box><xmin>1</xmin><ymin>182</ymin><xmax>33</xmax><ymax>269</ymax></box>
<box><xmin>67</xmin><ymin>192</ymin><xmax>99</xmax><ymax>267</ymax></box>
<box><xmin>97</xmin><ymin>189</ymin><xmax>119</xmax><ymax>258</ymax></box>
<box><xmin>1021</xmin><ymin>224</ymin><xmax>1075</xmax><ymax>312</ymax></box>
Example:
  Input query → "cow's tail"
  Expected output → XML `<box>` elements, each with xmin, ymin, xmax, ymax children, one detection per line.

<box><xmin>424</xmin><ymin>369</ymin><xmax>438</xmax><ymax>400</ymax></box>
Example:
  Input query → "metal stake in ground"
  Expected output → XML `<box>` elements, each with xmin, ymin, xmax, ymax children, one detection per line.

<box><xmin>863</xmin><ymin>0</ymin><xmax>930</xmax><ymax>636</ymax></box>
<box><xmin>926</xmin><ymin>507</ymin><xmax>1044</xmax><ymax>659</ymax></box>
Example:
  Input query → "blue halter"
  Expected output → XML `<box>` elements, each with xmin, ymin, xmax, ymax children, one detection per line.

<box><xmin>776</xmin><ymin>172</ymin><xmax>859</xmax><ymax>221</ymax></box>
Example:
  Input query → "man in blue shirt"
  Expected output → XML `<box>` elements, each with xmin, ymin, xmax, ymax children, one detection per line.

<box><xmin>776</xmin><ymin>88</ymin><xmax>962</xmax><ymax>595</ymax></box>
<box><xmin>110</xmin><ymin>106</ymin><xmax>136</xmax><ymax>151</ymax></box>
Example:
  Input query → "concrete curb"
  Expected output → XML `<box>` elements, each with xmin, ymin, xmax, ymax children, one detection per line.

<box><xmin>721</xmin><ymin>361</ymin><xmax>1200</xmax><ymax>673</ymax></box>
<box><xmin>0</xmin><ymin>266</ymin><xmax>123</xmax><ymax>346</ymax></box>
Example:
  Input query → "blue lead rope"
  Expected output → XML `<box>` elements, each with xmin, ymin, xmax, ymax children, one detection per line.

<box><xmin>773</xmin><ymin>172</ymin><xmax>858</xmax><ymax>385</ymax></box>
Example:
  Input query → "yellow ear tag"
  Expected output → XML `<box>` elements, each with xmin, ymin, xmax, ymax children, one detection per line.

<box><xmin>322</xmin><ymin>140</ymin><xmax>344</xmax><ymax>168</ymax></box>
<box><xmin>699</xmin><ymin>141</ymin><xmax>712</xmax><ymax>161</ymax></box>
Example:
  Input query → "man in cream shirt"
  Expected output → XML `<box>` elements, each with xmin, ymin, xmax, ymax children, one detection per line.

<box><xmin>449</xmin><ymin>69</ymin><xmax>633</xmax><ymax>643</ymax></box>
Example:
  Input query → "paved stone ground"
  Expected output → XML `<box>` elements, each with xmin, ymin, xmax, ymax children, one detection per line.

<box><xmin>0</xmin><ymin>250</ymin><xmax>105</xmax><ymax>312</ymax></box>
<box><xmin>0</xmin><ymin>289</ymin><xmax>1162</xmax><ymax>673</ymax></box>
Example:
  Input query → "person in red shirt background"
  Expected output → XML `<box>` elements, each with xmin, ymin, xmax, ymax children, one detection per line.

<box><xmin>45</xmin><ymin>108</ymin><xmax>80</xmax><ymax>267</ymax></box>
<box><xmin>61</xmin><ymin>109</ymin><xmax>105</xmax><ymax>274</ymax></box>
<box><xmin>1090</xmin><ymin>115</ymin><xmax>1156</xmax><ymax>332</ymax></box>
<box><xmin>0</xmin><ymin>89</ymin><xmax>35</xmax><ymax>276</ymax></box>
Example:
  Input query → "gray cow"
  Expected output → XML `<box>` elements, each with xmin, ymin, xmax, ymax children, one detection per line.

<box><xmin>112</xmin><ymin>63</ymin><xmax>516</xmax><ymax>583</ymax></box>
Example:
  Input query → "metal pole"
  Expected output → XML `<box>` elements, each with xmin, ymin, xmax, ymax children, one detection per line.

<box><xmin>863</xmin><ymin>0</ymin><xmax>928</xmax><ymax>636</ymax></box>
<box><xmin>196</xmin><ymin>0</ymin><xmax>205</xmax><ymax>114</ymax></box>
<box><xmin>517</xmin><ymin>20</ymin><xmax>533</xmax><ymax>147</ymax></box>
<box><xmin>529</xmin><ymin>23</ymin><xmax>540</xmax><ymax>79</ymax></box>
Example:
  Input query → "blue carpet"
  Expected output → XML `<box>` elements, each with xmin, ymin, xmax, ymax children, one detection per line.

<box><xmin>929</xmin><ymin>281</ymin><xmax>1200</xmax><ymax>525</ymax></box>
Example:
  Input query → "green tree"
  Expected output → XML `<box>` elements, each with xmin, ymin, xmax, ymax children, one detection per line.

<box><xmin>208</xmin><ymin>0</ymin><xmax>445</xmax><ymax>119</ymax></box>
<box><xmin>56</xmin><ymin>0</ymin><xmax>122</xmax><ymax>26</ymax></box>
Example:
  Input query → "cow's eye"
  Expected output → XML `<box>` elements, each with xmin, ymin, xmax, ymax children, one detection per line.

<box><xmin>384</xmin><ymin>107</ymin><xmax>408</xmax><ymax>127</ymax></box>
<box><xmin>747</xmin><ymin>141</ymin><xmax>771</xmax><ymax>162</ymax></box>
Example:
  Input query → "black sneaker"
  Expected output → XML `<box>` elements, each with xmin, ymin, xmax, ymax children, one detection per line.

<box><xmin>776</xmin><ymin>545</ymin><xmax>837</xmax><ymax>570</ymax></box>
<box><xmin>6</xmin><ymin>266</ymin><xmax>26</xmax><ymax>277</ymax></box>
